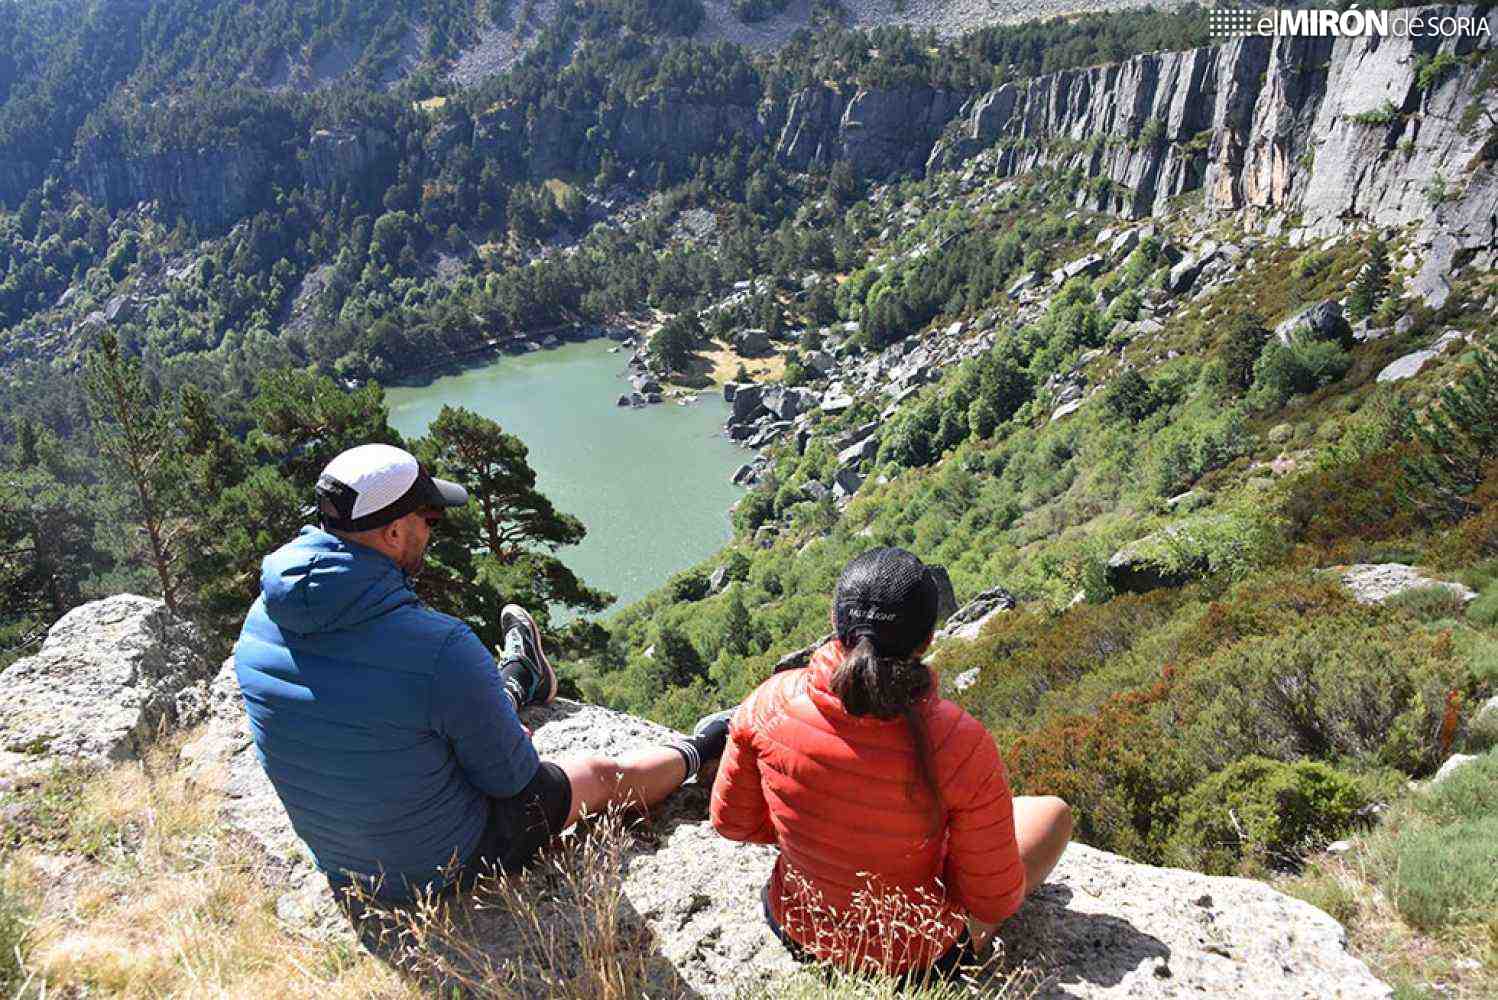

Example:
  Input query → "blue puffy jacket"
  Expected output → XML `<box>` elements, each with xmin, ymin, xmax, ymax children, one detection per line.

<box><xmin>233</xmin><ymin>526</ymin><xmax>538</xmax><ymax>901</ymax></box>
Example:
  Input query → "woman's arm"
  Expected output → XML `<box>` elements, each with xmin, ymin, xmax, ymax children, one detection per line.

<box><xmin>941</xmin><ymin>722</ymin><xmax>1026</xmax><ymax>929</ymax></box>
<box><xmin>708</xmin><ymin>714</ymin><xmax>777</xmax><ymax>844</ymax></box>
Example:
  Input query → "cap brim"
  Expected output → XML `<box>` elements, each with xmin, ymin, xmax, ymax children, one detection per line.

<box><xmin>428</xmin><ymin>476</ymin><xmax>469</xmax><ymax>508</ymax></box>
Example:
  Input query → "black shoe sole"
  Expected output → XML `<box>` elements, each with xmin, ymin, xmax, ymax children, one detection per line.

<box><xmin>500</xmin><ymin>604</ymin><xmax>556</xmax><ymax>706</ymax></box>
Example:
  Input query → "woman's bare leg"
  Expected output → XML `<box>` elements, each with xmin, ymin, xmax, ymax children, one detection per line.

<box><xmin>553</xmin><ymin>748</ymin><xmax>690</xmax><ymax>828</ymax></box>
<box><xmin>1014</xmin><ymin>794</ymin><xmax>1073</xmax><ymax>893</ymax></box>
<box><xmin>969</xmin><ymin>795</ymin><xmax>1073</xmax><ymax>949</ymax></box>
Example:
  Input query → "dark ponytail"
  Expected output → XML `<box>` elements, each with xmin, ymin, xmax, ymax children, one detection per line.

<box><xmin>832</xmin><ymin>635</ymin><xmax>943</xmax><ymax>829</ymax></box>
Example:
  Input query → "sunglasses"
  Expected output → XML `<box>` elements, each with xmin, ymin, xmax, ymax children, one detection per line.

<box><xmin>418</xmin><ymin>509</ymin><xmax>444</xmax><ymax>528</ymax></box>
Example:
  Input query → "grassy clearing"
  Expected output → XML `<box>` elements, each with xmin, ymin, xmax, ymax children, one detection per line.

<box><xmin>701</xmin><ymin>338</ymin><xmax>785</xmax><ymax>385</ymax></box>
<box><xmin>1279</xmin><ymin>751</ymin><xmax>1498</xmax><ymax>1000</ymax></box>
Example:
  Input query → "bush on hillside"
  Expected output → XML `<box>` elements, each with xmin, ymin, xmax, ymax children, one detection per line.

<box><xmin>1216</xmin><ymin>312</ymin><xmax>1269</xmax><ymax>392</ymax></box>
<box><xmin>1249</xmin><ymin>337</ymin><xmax>1352</xmax><ymax>410</ymax></box>
<box><xmin>1147</xmin><ymin>404</ymin><xmax>1251</xmax><ymax>496</ymax></box>
<box><xmin>1392</xmin><ymin>814</ymin><xmax>1498</xmax><ymax>930</ymax></box>
<box><xmin>669</xmin><ymin>569</ymin><xmax>710</xmax><ymax>603</ymax></box>
<box><xmin>1417</xmin><ymin>751</ymin><xmax>1498</xmax><ymax>825</ymax></box>
<box><xmin>1101</xmin><ymin>368</ymin><xmax>1157</xmax><ymax>423</ymax></box>
<box><xmin>1007</xmin><ymin>682</ymin><xmax>1197</xmax><ymax>862</ymax></box>
<box><xmin>1166</xmin><ymin>756</ymin><xmax>1370</xmax><ymax>874</ymax></box>
<box><xmin>1180</xmin><ymin>610</ymin><xmax>1468</xmax><ymax>775</ymax></box>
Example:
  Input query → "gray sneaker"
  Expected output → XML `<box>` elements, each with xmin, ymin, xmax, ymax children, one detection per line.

<box><xmin>499</xmin><ymin>604</ymin><xmax>556</xmax><ymax>708</ymax></box>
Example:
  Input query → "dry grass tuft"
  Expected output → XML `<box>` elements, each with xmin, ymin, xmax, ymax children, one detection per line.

<box><xmin>7</xmin><ymin>749</ymin><xmax>1040</xmax><ymax>1000</ymax></box>
<box><xmin>350</xmin><ymin>806</ymin><xmax>665</xmax><ymax>999</ymax></box>
<box><xmin>4</xmin><ymin>736</ymin><xmax>413</xmax><ymax>999</ymax></box>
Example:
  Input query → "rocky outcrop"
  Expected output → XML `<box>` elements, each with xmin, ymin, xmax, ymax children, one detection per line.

<box><xmin>474</xmin><ymin>93</ymin><xmax>760</xmax><ymax>180</ymax></box>
<box><xmin>1</xmin><ymin>596</ymin><xmax>1393</xmax><ymax>998</ymax></box>
<box><xmin>0</xmin><ymin>596</ymin><xmax>214</xmax><ymax>766</ymax></box>
<box><xmin>173</xmin><ymin>653</ymin><xmax>1390</xmax><ymax>998</ymax></box>
<box><xmin>70</xmin><ymin>123</ymin><xmax>396</xmax><ymax>232</ymax></box>
<box><xmin>925</xmin><ymin>5</ymin><xmax>1496</xmax><ymax>282</ymax></box>
<box><xmin>936</xmin><ymin>586</ymin><xmax>1017</xmax><ymax>642</ymax></box>
<box><xmin>301</xmin><ymin>125</ymin><xmax>398</xmax><ymax>192</ymax></box>
<box><xmin>775</xmin><ymin>85</ymin><xmax>967</xmax><ymax>178</ymax></box>
<box><xmin>71</xmin><ymin>140</ymin><xmax>283</xmax><ymax>234</ymax></box>
<box><xmin>1339</xmin><ymin>563</ymin><xmax>1479</xmax><ymax>605</ymax></box>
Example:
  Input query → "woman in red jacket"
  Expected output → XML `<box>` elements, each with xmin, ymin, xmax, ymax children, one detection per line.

<box><xmin>709</xmin><ymin>547</ymin><xmax>1072</xmax><ymax>979</ymax></box>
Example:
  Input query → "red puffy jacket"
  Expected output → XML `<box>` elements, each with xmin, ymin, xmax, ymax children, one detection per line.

<box><xmin>709</xmin><ymin>640</ymin><xmax>1025</xmax><ymax>974</ymax></box>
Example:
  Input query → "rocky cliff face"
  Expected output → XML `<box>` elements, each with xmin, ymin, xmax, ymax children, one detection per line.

<box><xmin>1</xmin><ymin>596</ymin><xmax>1394</xmax><ymax>998</ymax></box>
<box><xmin>927</xmin><ymin>5</ymin><xmax>1496</xmax><ymax>278</ymax></box>
<box><xmin>69</xmin><ymin>124</ymin><xmax>398</xmax><ymax>232</ymax></box>
<box><xmin>773</xmin><ymin>84</ymin><xmax>968</xmax><ymax>178</ymax></box>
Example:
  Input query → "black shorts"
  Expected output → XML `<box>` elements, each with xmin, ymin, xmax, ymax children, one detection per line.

<box><xmin>335</xmin><ymin>763</ymin><xmax>572</xmax><ymax>932</ymax></box>
<box><xmin>462</xmin><ymin>761</ymin><xmax>573</xmax><ymax>883</ymax></box>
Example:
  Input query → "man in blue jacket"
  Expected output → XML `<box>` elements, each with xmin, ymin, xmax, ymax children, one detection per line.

<box><xmin>234</xmin><ymin>443</ymin><xmax>730</xmax><ymax>904</ymax></box>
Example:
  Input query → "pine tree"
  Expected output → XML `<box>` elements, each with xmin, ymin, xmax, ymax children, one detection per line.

<box><xmin>83</xmin><ymin>332</ymin><xmax>183</xmax><ymax>612</ymax></box>
<box><xmin>720</xmin><ymin>584</ymin><xmax>753</xmax><ymax>657</ymax></box>
<box><xmin>1347</xmin><ymin>236</ymin><xmax>1390</xmax><ymax>322</ymax></box>
<box><xmin>0</xmin><ymin>425</ymin><xmax>107</xmax><ymax>645</ymax></box>
<box><xmin>1403</xmin><ymin>340</ymin><xmax>1498</xmax><ymax>519</ymax></box>
<box><xmin>414</xmin><ymin>406</ymin><xmax>612</xmax><ymax>646</ymax></box>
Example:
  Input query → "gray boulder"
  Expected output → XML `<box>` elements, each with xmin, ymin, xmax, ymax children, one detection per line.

<box><xmin>936</xmin><ymin>587</ymin><xmax>1018</xmax><ymax>642</ymax></box>
<box><xmin>0</xmin><ymin>596</ymin><xmax>215</xmax><ymax>764</ymax></box>
<box><xmin>832</xmin><ymin>466</ymin><xmax>864</xmax><ymax>499</ymax></box>
<box><xmin>1431</xmin><ymin>754</ymin><xmax>1478</xmax><ymax>787</ymax></box>
<box><xmin>1007</xmin><ymin>272</ymin><xmax>1042</xmax><ymax>299</ymax></box>
<box><xmin>178</xmin><ymin>675</ymin><xmax>1392</xmax><ymax>998</ymax></box>
<box><xmin>836</xmin><ymin>435</ymin><xmax>879</xmax><ymax>467</ymax></box>
<box><xmin>1339</xmin><ymin>564</ymin><xmax>1477</xmax><ymax>606</ymax></box>
<box><xmin>1110</xmin><ymin>229</ymin><xmax>1141</xmax><ymax>258</ymax></box>
<box><xmin>1275</xmin><ymin>301</ymin><xmax>1350</xmax><ymax>347</ymax></box>
<box><xmin>730</xmin><ymin>384</ymin><xmax>765</xmax><ymax>424</ymax></box>
<box><xmin>927</xmin><ymin>565</ymin><xmax>959</xmax><ymax>622</ymax></box>
<box><xmin>805</xmin><ymin>350</ymin><xmax>836</xmax><ymax>374</ymax></box>
<box><xmin>1166</xmin><ymin>255</ymin><xmax>1204</xmax><ymax>294</ymax></box>
<box><xmin>1377</xmin><ymin>350</ymin><xmax>1438</xmax><ymax>383</ymax></box>
<box><xmin>1467</xmin><ymin>697</ymin><xmax>1498</xmax><ymax>752</ymax></box>
<box><xmin>760</xmin><ymin>387</ymin><xmax>807</xmax><ymax>421</ymax></box>
<box><xmin>1053</xmin><ymin>253</ymin><xmax>1106</xmax><ymax>286</ymax></box>
<box><xmin>733</xmin><ymin>329</ymin><xmax>772</xmax><ymax>357</ymax></box>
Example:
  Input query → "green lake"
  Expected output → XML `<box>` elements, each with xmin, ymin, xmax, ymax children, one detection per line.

<box><xmin>385</xmin><ymin>338</ymin><xmax>745</xmax><ymax>613</ymax></box>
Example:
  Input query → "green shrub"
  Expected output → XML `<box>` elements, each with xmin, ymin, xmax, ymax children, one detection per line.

<box><xmin>1416</xmin><ymin>751</ymin><xmax>1498</xmax><ymax>825</ymax></box>
<box><xmin>1249</xmin><ymin>337</ymin><xmax>1352</xmax><ymax>410</ymax></box>
<box><xmin>1167</xmin><ymin>756</ymin><xmax>1370</xmax><ymax>874</ymax></box>
<box><xmin>1392</xmin><ymin>814</ymin><xmax>1498</xmax><ymax>930</ymax></box>
<box><xmin>1101</xmin><ymin>368</ymin><xmax>1157</xmax><ymax>423</ymax></box>
<box><xmin>1350</xmin><ymin>99</ymin><xmax>1399</xmax><ymax>127</ymax></box>
<box><xmin>1383</xmin><ymin>584</ymin><xmax>1473</xmax><ymax>623</ymax></box>
<box><xmin>0</xmin><ymin>877</ymin><xmax>27</xmax><ymax>993</ymax></box>
<box><xmin>1181</xmin><ymin>610</ymin><xmax>1468</xmax><ymax>775</ymax></box>
<box><xmin>669</xmin><ymin>569</ymin><xmax>710</xmax><ymax>602</ymax></box>
<box><xmin>1466</xmin><ymin>585</ymin><xmax>1498</xmax><ymax>627</ymax></box>
<box><xmin>1216</xmin><ymin>313</ymin><xmax>1268</xmax><ymax>391</ymax></box>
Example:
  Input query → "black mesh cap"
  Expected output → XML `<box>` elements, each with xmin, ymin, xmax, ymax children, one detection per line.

<box><xmin>833</xmin><ymin>547</ymin><xmax>939</xmax><ymax>659</ymax></box>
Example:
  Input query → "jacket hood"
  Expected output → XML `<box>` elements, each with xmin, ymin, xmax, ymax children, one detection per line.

<box><xmin>258</xmin><ymin>526</ymin><xmax>415</xmax><ymax>634</ymax></box>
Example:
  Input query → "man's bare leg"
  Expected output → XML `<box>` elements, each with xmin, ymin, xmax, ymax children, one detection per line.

<box><xmin>553</xmin><ymin>748</ymin><xmax>693</xmax><ymax>827</ymax></box>
<box><xmin>968</xmin><ymin>795</ymin><xmax>1073</xmax><ymax>950</ymax></box>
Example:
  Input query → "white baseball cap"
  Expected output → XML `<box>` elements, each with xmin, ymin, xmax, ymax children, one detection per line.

<box><xmin>314</xmin><ymin>444</ymin><xmax>468</xmax><ymax>531</ymax></box>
